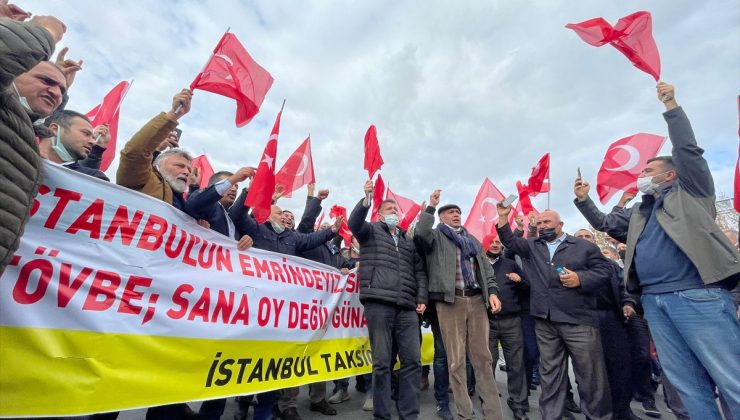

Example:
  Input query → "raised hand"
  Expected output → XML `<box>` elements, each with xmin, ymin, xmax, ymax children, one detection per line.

<box><xmin>574</xmin><ymin>178</ymin><xmax>590</xmax><ymax>201</ymax></box>
<box><xmin>229</xmin><ymin>167</ymin><xmax>256</xmax><ymax>184</ymax></box>
<box><xmin>93</xmin><ymin>124</ymin><xmax>111</xmax><ymax>148</ymax></box>
<box><xmin>168</xmin><ymin>88</ymin><xmax>193</xmax><ymax>120</ymax></box>
<box><xmin>54</xmin><ymin>47</ymin><xmax>82</xmax><ymax>88</ymax></box>
<box><xmin>0</xmin><ymin>1</ymin><xmax>32</xmax><ymax>21</ymax></box>
<box><xmin>657</xmin><ymin>82</ymin><xmax>677</xmax><ymax>111</ymax></box>
<box><xmin>29</xmin><ymin>15</ymin><xmax>66</xmax><ymax>43</ymax></box>
<box><xmin>429</xmin><ymin>189</ymin><xmax>441</xmax><ymax>208</ymax></box>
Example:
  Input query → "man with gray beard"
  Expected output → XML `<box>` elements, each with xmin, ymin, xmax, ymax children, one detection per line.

<box><xmin>116</xmin><ymin>89</ymin><xmax>194</xmax><ymax>213</ymax></box>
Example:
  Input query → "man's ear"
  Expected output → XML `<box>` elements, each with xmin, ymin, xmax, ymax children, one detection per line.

<box><xmin>47</xmin><ymin>122</ymin><xmax>60</xmax><ymax>136</ymax></box>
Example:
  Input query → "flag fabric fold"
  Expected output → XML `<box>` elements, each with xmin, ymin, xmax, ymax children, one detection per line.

<box><xmin>370</xmin><ymin>175</ymin><xmax>386</xmax><ymax>222</ymax></box>
<box><xmin>386</xmin><ymin>187</ymin><xmax>422</xmax><ymax>231</ymax></box>
<box><xmin>526</xmin><ymin>153</ymin><xmax>550</xmax><ymax>196</ymax></box>
<box><xmin>566</xmin><ymin>11</ymin><xmax>661</xmax><ymax>81</ymax></box>
<box><xmin>190</xmin><ymin>155</ymin><xmax>216</xmax><ymax>190</ymax></box>
<box><xmin>596</xmin><ymin>133</ymin><xmax>666</xmax><ymax>204</ymax></box>
<box><xmin>85</xmin><ymin>81</ymin><xmax>131</xmax><ymax>172</ymax></box>
<box><xmin>245</xmin><ymin>111</ymin><xmax>281</xmax><ymax>223</ymax></box>
<box><xmin>363</xmin><ymin>125</ymin><xmax>384</xmax><ymax>179</ymax></box>
<box><xmin>329</xmin><ymin>205</ymin><xmax>352</xmax><ymax>246</ymax></box>
<box><xmin>190</xmin><ymin>32</ymin><xmax>274</xmax><ymax>127</ymax></box>
<box><xmin>516</xmin><ymin>181</ymin><xmax>536</xmax><ymax>216</ymax></box>
<box><xmin>275</xmin><ymin>136</ymin><xmax>315</xmax><ymax>198</ymax></box>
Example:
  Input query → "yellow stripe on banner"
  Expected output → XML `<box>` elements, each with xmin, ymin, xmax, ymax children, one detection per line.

<box><xmin>0</xmin><ymin>326</ymin><xmax>434</xmax><ymax>416</ymax></box>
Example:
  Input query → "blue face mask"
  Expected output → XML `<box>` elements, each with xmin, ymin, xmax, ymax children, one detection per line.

<box><xmin>52</xmin><ymin>127</ymin><xmax>75</xmax><ymax>163</ymax></box>
<box><xmin>383</xmin><ymin>214</ymin><xmax>399</xmax><ymax>228</ymax></box>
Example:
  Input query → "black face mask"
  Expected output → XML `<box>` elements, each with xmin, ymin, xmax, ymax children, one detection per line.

<box><xmin>618</xmin><ymin>249</ymin><xmax>626</xmax><ymax>260</ymax></box>
<box><xmin>486</xmin><ymin>251</ymin><xmax>501</xmax><ymax>259</ymax></box>
<box><xmin>539</xmin><ymin>227</ymin><xmax>558</xmax><ymax>242</ymax></box>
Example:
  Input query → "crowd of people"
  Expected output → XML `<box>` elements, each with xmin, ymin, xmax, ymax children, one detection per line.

<box><xmin>1</xmin><ymin>4</ymin><xmax>739</xmax><ymax>420</ymax></box>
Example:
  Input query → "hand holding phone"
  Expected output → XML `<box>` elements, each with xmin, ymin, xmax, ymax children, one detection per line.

<box><xmin>500</xmin><ymin>194</ymin><xmax>517</xmax><ymax>208</ymax></box>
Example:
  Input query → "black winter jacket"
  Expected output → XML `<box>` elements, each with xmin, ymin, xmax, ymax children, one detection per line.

<box><xmin>349</xmin><ymin>199</ymin><xmax>428</xmax><ymax>309</ymax></box>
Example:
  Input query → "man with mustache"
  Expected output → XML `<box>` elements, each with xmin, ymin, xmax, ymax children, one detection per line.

<box><xmin>0</xmin><ymin>9</ymin><xmax>67</xmax><ymax>275</ymax></box>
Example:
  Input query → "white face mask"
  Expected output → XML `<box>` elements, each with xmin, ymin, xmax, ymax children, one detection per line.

<box><xmin>382</xmin><ymin>214</ymin><xmax>399</xmax><ymax>228</ymax></box>
<box><xmin>52</xmin><ymin>127</ymin><xmax>75</xmax><ymax>163</ymax></box>
<box><xmin>12</xmin><ymin>82</ymin><xmax>45</xmax><ymax>125</ymax></box>
<box><xmin>271</xmin><ymin>221</ymin><xmax>285</xmax><ymax>234</ymax></box>
<box><xmin>636</xmin><ymin>171</ymin><xmax>668</xmax><ymax>194</ymax></box>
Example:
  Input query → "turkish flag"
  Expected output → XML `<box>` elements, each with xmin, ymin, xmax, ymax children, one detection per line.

<box><xmin>566</xmin><ymin>11</ymin><xmax>661</xmax><ymax>81</ymax></box>
<box><xmin>386</xmin><ymin>187</ymin><xmax>422</xmax><ymax>231</ymax></box>
<box><xmin>526</xmin><ymin>153</ymin><xmax>550</xmax><ymax>196</ymax></box>
<box><xmin>364</xmin><ymin>125</ymin><xmax>384</xmax><ymax>179</ymax></box>
<box><xmin>330</xmin><ymin>205</ymin><xmax>352</xmax><ymax>246</ymax></box>
<box><xmin>508</xmin><ymin>201</ymin><xmax>539</xmax><ymax>238</ymax></box>
<box><xmin>371</xmin><ymin>174</ymin><xmax>386</xmax><ymax>222</ymax></box>
<box><xmin>596</xmin><ymin>133</ymin><xmax>666</xmax><ymax>204</ymax></box>
<box><xmin>245</xmin><ymin>110</ymin><xmax>281</xmax><ymax>223</ymax></box>
<box><xmin>190</xmin><ymin>32</ymin><xmax>274</xmax><ymax>127</ymax></box>
<box><xmin>463</xmin><ymin>178</ymin><xmax>506</xmax><ymax>241</ymax></box>
<box><xmin>275</xmin><ymin>136</ymin><xmax>315</xmax><ymax>198</ymax></box>
<box><xmin>516</xmin><ymin>181</ymin><xmax>536</xmax><ymax>216</ymax></box>
<box><xmin>191</xmin><ymin>154</ymin><xmax>215</xmax><ymax>190</ymax></box>
<box><xmin>85</xmin><ymin>81</ymin><xmax>131</xmax><ymax>171</ymax></box>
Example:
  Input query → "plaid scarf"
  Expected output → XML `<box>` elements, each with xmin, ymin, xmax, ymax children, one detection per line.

<box><xmin>438</xmin><ymin>224</ymin><xmax>478</xmax><ymax>289</ymax></box>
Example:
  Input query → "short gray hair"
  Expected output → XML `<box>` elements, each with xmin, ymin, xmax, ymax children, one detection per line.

<box><xmin>153</xmin><ymin>148</ymin><xmax>193</xmax><ymax>171</ymax></box>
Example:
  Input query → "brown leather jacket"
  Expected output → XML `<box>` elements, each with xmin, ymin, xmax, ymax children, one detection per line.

<box><xmin>116</xmin><ymin>112</ymin><xmax>178</xmax><ymax>203</ymax></box>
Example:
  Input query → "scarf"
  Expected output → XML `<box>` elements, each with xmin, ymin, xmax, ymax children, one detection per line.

<box><xmin>438</xmin><ymin>224</ymin><xmax>478</xmax><ymax>289</ymax></box>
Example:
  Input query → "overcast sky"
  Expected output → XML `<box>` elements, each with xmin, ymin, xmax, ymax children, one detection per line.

<box><xmin>26</xmin><ymin>0</ymin><xmax>739</xmax><ymax>232</ymax></box>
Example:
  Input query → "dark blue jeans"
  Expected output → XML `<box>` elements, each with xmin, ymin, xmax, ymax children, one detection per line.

<box><xmin>429</xmin><ymin>309</ymin><xmax>450</xmax><ymax>408</ymax></box>
<box><xmin>520</xmin><ymin>312</ymin><xmax>540</xmax><ymax>387</ymax></box>
<box><xmin>364</xmin><ymin>301</ymin><xmax>421</xmax><ymax>420</ymax></box>
<box><xmin>642</xmin><ymin>288</ymin><xmax>740</xmax><ymax>419</ymax></box>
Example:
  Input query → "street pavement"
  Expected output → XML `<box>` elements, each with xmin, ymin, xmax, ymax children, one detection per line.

<box><xmin>118</xmin><ymin>366</ymin><xmax>676</xmax><ymax>420</ymax></box>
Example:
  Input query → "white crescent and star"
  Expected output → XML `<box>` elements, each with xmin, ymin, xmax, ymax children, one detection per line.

<box><xmin>296</xmin><ymin>155</ymin><xmax>309</xmax><ymax>176</ymax></box>
<box><xmin>604</xmin><ymin>144</ymin><xmax>640</xmax><ymax>172</ymax></box>
<box><xmin>261</xmin><ymin>154</ymin><xmax>274</xmax><ymax>169</ymax></box>
<box><xmin>478</xmin><ymin>197</ymin><xmax>500</xmax><ymax>224</ymax></box>
<box><xmin>214</xmin><ymin>53</ymin><xmax>233</xmax><ymax>66</ymax></box>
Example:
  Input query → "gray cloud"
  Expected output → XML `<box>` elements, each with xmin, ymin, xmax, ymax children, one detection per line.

<box><xmin>26</xmin><ymin>0</ymin><xmax>739</xmax><ymax>231</ymax></box>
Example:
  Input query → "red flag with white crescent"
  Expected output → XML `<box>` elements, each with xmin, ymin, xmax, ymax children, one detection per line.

<box><xmin>245</xmin><ymin>110</ymin><xmax>281</xmax><ymax>223</ymax></box>
<box><xmin>596</xmin><ymin>133</ymin><xmax>666</xmax><ymax>204</ymax></box>
<box><xmin>463</xmin><ymin>178</ymin><xmax>506</xmax><ymax>241</ymax></box>
<box><xmin>275</xmin><ymin>136</ymin><xmax>315</xmax><ymax>198</ymax></box>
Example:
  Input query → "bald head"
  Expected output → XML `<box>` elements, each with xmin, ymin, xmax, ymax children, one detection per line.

<box><xmin>536</xmin><ymin>210</ymin><xmax>564</xmax><ymax>237</ymax></box>
<box><xmin>575</xmin><ymin>229</ymin><xmax>595</xmax><ymax>243</ymax></box>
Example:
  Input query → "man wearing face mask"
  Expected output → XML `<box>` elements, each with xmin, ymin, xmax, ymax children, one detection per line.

<box><xmin>39</xmin><ymin>110</ymin><xmax>108</xmax><ymax>180</ymax></box>
<box><xmin>496</xmin><ymin>206</ymin><xmax>612</xmax><ymax>420</ymax></box>
<box><xmin>348</xmin><ymin>180</ymin><xmax>428</xmax><ymax>420</ymax></box>
<box><xmin>415</xmin><ymin>189</ymin><xmax>504</xmax><ymax>420</ymax></box>
<box><xmin>572</xmin><ymin>83</ymin><xmax>740</xmax><ymax>418</ymax></box>
<box><xmin>0</xmin><ymin>12</ymin><xmax>67</xmax><ymax>275</ymax></box>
